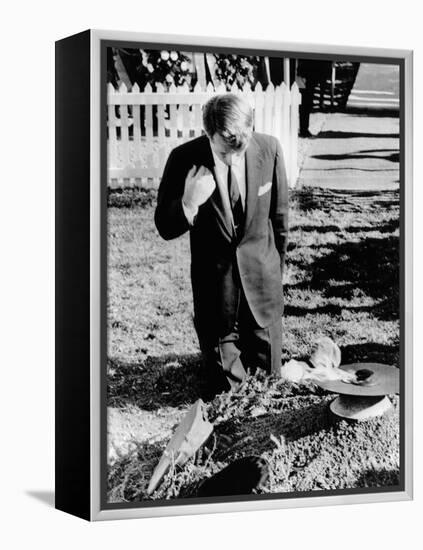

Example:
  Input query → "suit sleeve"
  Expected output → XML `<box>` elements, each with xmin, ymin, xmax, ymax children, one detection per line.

<box><xmin>154</xmin><ymin>148</ymin><xmax>191</xmax><ymax>240</ymax></box>
<box><xmin>270</xmin><ymin>138</ymin><xmax>289</xmax><ymax>274</ymax></box>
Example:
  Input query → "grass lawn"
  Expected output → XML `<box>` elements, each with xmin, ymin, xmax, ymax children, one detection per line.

<box><xmin>106</xmin><ymin>185</ymin><xmax>400</xmax><ymax>503</ymax></box>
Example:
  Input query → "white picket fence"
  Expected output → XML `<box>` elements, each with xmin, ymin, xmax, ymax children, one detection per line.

<box><xmin>107</xmin><ymin>81</ymin><xmax>301</xmax><ymax>188</ymax></box>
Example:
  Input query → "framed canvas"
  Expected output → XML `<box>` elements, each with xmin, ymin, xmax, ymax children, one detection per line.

<box><xmin>55</xmin><ymin>29</ymin><xmax>413</xmax><ymax>521</ymax></box>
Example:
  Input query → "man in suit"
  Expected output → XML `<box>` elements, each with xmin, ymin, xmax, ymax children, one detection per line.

<box><xmin>155</xmin><ymin>93</ymin><xmax>289</xmax><ymax>397</ymax></box>
<box><xmin>297</xmin><ymin>59</ymin><xmax>332</xmax><ymax>137</ymax></box>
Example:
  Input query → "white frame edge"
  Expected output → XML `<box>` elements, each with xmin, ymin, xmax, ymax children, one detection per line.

<box><xmin>403</xmin><ymin>48</ymin><xmax>413</xmax><ymax>502</ymax></box>
<box><xmin>89</xmin><ymin>29</ymin><xmax>413</xmax><ymax>521</ymax></box>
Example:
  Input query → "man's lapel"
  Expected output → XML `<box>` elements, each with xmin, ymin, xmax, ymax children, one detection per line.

<box><xmin>243</xmin><ymin>134</ymin><xmax>264</xmax><ymax>235</ymax></box>
<box><xmin>199</xmin><ymin>137</ymin><xmax>234</xmax><ymax>240</ymax></box>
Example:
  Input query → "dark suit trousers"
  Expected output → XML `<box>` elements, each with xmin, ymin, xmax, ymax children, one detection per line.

<box><xmin>196</xmin><ymin>284</ymin><xmax>282</xmax><ymax>395</ymax></box>
<box><xmin>299</xmin><ymin>77</ymin><xmax>319</xmax><ymax>134</ymax></box>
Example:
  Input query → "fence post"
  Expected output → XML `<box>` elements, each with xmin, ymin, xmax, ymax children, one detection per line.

<box><xmin>272</xmin><ymin>84</ymin><xmax>283</xmax><ymax>145</ymax></box>
<box><xmin>118</xmin><ymin>83</ymin><xmax>131</xmax><ymax>183</ymax></box>
<box><xmin>144</xmin><ymin>83</ymin><xmax>155</xmax><ymax>186</ymax></box>
<box><xmin>168</xmin><ymin>83</ymin><xmax>178</xmax><ymax>141</ymax></box>
<box><xmin>205</xmin><ymin>53</ymin><xmax>217</xmax><ymax>86</ymax></box>
<box><xmin>156</xmin><ymin>83</ymin><xmax>166</xmax><ymax>140</ymax></box>
<box><xmin>215</xmin><ymin>82</ymin><xmax>226</xmax><ymax>95</ymax></box>
<box><xmin>280</xmin><ymin>83</ymin><xmax>291</xmax><ymax>174</ymax></box>
<box><xmin>263</xmin><ymin>83</ymin><xmax>275</xmax><ymax>135</ymax></box>
<box><xmin>242</xmin><ymin>81</ymin><xmax>254</xmax><ymax>111</ymax></box>
<box><xmin>114</xmin><ymin>52</ymin><xmax>132</xmax><ymax>90</ymax></box>
<box><xmin>230</xmin><ymin>82</ymin><xmax>239</xmax><ymax>95</ymax></box>
<box><xmin>330</xmin><ymin>62</ymin><xmax>336</xmax><ymax>110</ymax></box>
<box><xmin>283</xmin><ymin>58</ymin><xmax>290</xmax><ymax>86</ymax></box>
<box><xmin>107</xmin><ymin>83</ymin><xmax>119</xmax><ymax>187</ymax></box>
<box><xmin>254</xmin><ymin>82</ymin><xmax>264</xmax><ymax>132</ymax></box>
<box><xmin>132</xmin><ymin>83</ymin><xmax>142</xmax><ymax>172</ymax></box>
<box><xmin>178</xmin><ymin>82</ymin><xmax>189</xmax><ymax>139</ymax></box>
<box><xmin>193</xmin><ymin>52</ymin><xmax>207</xmax><ymax>88</ymax></box>
<box><xmin>289</xmin><ymin>82</ymin><xmax>301</xmax><ymax>188</ymax></box>
<box><xmin>193</xmin><ymin>81</ymin><xmax>203</xmax><ymax>137</ymax></box>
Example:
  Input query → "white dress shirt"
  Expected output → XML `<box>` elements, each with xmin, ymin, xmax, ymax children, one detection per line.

<box><xmin>182</xmin><ymin>149</ymin><xmax>246</xmax><ymax>225</ymax></box>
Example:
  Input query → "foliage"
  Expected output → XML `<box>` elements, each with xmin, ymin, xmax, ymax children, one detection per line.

<box><xmin>140</xmin><ymin>49</ymin><xmax>192</xmax><ymax>87</ymax></box>
<box><xmin>112</xmin><ymin>48</ymin><xmax>192</xmax><ymax>90</ymax></box>
<box><xmin>214</xmin><ymin>54</ymin><xmax>261</xmax><ymax>89</ymax></box>
<box><xmin>109</xmin><ymin>48</ymin><xmax>266</xmax><ymax>91</ymax></box>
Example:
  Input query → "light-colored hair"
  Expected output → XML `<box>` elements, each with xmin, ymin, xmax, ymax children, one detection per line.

<box><xmin>202</xmin><ymin>93</ymin><xmax>253</xmax><ymax>151</ymax></box>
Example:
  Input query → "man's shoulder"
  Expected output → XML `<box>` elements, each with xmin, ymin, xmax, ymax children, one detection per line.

<box><xmin>170</xmin><ymin>135</ymin><xmax>209</xmax><ymax>158</ymax></box>
<box><xmin>252</xmin><ymin>132</ymin><xmax>279</xmax><ymax>155</ymax></box>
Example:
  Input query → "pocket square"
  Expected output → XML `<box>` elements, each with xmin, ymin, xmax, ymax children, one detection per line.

<box><xmin>258</xmin><ymin>181</ymin><xmax>272</xmax><ymax>196</ymax></box>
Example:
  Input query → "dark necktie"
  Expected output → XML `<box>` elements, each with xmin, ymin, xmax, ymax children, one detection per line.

<box><xmin>227</xmin><ymin>165</ymin><xmax>244</xmax><ymax>236</ymax></box>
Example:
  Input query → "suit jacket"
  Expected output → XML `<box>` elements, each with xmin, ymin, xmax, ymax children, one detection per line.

<box><xmin>155</xmin><ymin>132</ymin><xmax>289</xmax><ymax>337</ymax></box>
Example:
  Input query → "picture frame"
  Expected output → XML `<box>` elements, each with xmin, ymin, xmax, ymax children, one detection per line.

<box><xmin>55</xmin><ymin>29</ymin><xmax>413</xmax><ymax>521</ymax></box>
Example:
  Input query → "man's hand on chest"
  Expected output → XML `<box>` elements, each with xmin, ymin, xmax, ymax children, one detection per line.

<box><xmin>182</xmin><ymin>165</ymin><xmax>216</xmax><ymax>223</ymax></box>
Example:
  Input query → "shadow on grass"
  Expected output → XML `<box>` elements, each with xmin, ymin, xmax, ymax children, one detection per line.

<box><xmin>355</xmin><ymin>468</ymin><xmax>400</xmax><ymax>488</ymax></box>
<box><xmin>311</xmin><ymin>152</ymin><xmax>399</xmax><ymax>163</ymax></box>
<box><xmin>312</xmin><ymin>235</ymin><xmax>399</xmax><ymax>312</ymax></box>
<box><xmin>289</xmin><ymin>220</ymin><xmax>398</xmax><ymax>237</ymax></box>
<box><xmin>345</xmin><ymin>221</ymin><xmax>399</xmax><ymax>233</ymax></box>
<box><xmin>290</xmin><ymin>187</ymin><xmax>399</xmax><ymax>214</ymax></box>
<box><xmin>108</xmin><ymin>353</ymin><xmax>204</xmax><ymax>410</ymax></box>
<box><xmin>285</xmin><ymin>303</ymin><xmax>375</xmax><ymax>316</ymax></box>
<box><xmin>286</xmin><ymin>234</ymin><xmax>399</xmax><ymax>322</ymax></box>
<box><xmin>341</xmin><ymin>107</ymin><xmax>400</xmax><ymax>118</ymax></box>
<box><xmin>317</xmin><ymin>130</ymin><xmax>399</xmax><ymax>139</ymax></box>
<box><xmin>356</xmin><ymin>148</ymin><xmax>398</xmax><ymax>154</ymax></box>
<box><xmin>340</xmin><ymin>342</ymin><xmax>399</xmax><ymax>366</ymax></box>
<box><xmin>289</xmin><ymin>224</ymin><xmax>341</xmax><ymax>235</ymax></box>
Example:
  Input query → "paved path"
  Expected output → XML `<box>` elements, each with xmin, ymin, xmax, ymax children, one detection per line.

<box><xmin>347</xmin><ymin>63</ymin><xmax>399</xmax><ymax>111</ymax></box>
<box><xmin>297</xmin><ymin>112</ymin><xmax>400</xmax><ymax>191</ymax></box>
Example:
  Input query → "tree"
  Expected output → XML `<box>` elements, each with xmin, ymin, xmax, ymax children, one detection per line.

<box><xmin>108</xmin><ymin>48</ymin><xmax>273</xmax><ymax>91</ymax></box>
<box><xmin>214</xmin><ymin>54</ymin><xmax>262</xmax><ymax>89</ymax></box>
<box><xmin>110</xmin><ymin>48</ymin><xmax>192</xmax><ymax>90</ymax></box>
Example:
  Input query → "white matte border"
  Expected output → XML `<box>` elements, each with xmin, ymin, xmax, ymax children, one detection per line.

<box><xmin>90</xmin><ymin>29</ymin><xmax>413</xmax><ymax>521</ymax></box>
